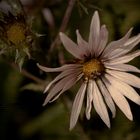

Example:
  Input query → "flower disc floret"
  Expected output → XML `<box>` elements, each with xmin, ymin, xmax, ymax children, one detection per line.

<box><xmin>82</xmin><ymin>59</ymin><xmax>104</xmax><ymax>79</ymax></box>
<box><xmin>6</xmin><ymin>23</ymin><xmax>25</xmax><ymax>45</ymax></box>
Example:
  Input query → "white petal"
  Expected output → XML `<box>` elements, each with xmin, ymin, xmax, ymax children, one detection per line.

<box><xmin>76</xmin><ymin>30</ymin><xmax>90</xmax><ymax>57</ymax></box>
<box><xmin>93</xmin><ymin>81</ymin><xmax>110</xmax><ymax>128</ymax></box>
<box><xmin>97</xmin><ymin>79</ymin><xmax>116</xmax><ymax>118</ymax></box>
<box><xmin>44</xmin><ymin>68</ymin><xmax>81</xmax><ymax>93</ymax></box>
<box><xmin>89</xmin><ymin>11</ymin><xmax>100</xmax><ymax>55</ymax></box>
<box><xmin>105</xmin><ymin>74</ymin><xmax>140</xmax><ymax>105</ymax></box>
<box><xmin>86</xmin><ymin>80</ymin><xmax>93</xmax><ymax>120</ymax></box>
<box><xmin>44</xmin><ymin>72</ymin><xmax>66</xmax><ymax>93</ymax></box>
<box><xmin>102</xmin><ymin>76</ymin><xmax>133</xmax><ymax>120</ymax></box>
<box><xmin>101</xmin><ymin>28</ymin><xmax>132</xmax><ymax>58</ymax></box>
<box><xmin>37</xmin><ymin>63</ymin><xmax>81</xmax><ymax>72</ymax></box>
<box><xmin>70</xmin><ymin>82</ymin><xmax>87</xmax><ymax>130</ymax></box>
<box><xmin>104</xmin><ymin>50</ymin><xmax>140</xmax><ymax>65</ymax></box>
<box><xmin>96</xmin><ymin>25</ymin><xmax>108</xmax><ymax>57</ymax></box>
<box><xmin>76</xmin><ymin>29</ymin><xmax>88</xmax><ymax>47</ymax></box>
<box><xmin>104</xmin><ymin>34</ymin><xmax>140</xmax><ymax>60</ymax></box>
<box><xmin>106</xmin><ymin>69</ymin><xmax>140</xmax><ymax>88</ymax></box>
<box><xmin>50</xmin><ymin>72</ymin><xmax>83</xmax><ymax>102</ymax></box>
<box><xmin>59</xmin><ymin>32</ymin><xmax>83</xmax><ymax>59</ymax></box>
<box><xmin>37</xmin><ymin>63</ymin><xmax>66</xmax><ymax>72</ymax></box>
<box><xmin>124</xmin><ymin>34</ymin><xmax>140</xmax><ymax>46</ymax></box>
<box><xmin>43</xmin><ymin>74</ymin><xmax>78</xmax><ymax>106</ymax></box>
<box><xmin>105</xmin><ymin>63</ymin><xmax>140</xmax><ymax>73</ymax></box>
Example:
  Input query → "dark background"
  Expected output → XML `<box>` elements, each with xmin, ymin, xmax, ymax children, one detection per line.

<box><xmin>0</xmin><ymin>0</ymin><xmax>140</xmax><ymax>140</ymax></box>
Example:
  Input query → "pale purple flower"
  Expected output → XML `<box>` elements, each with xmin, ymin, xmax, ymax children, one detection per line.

<box><xmin>38</xmin><ymin>11</ymin><xmax>140</xmax><ymax>130</ymax></box>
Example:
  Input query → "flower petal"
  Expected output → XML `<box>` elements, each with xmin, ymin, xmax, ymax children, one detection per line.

<box><xmin>105</xmin><ymin>63</ymin><xmax>140</xmax><ymax>73</ymax></box>
<box><xmin>70</xmin><ymin>82</ymin><xmax>87</xmax><ymax>130</ymax></box>
<box><xmin>37</xmin><ymin>63</ymin><xmax>66</xmax><ymax>72</ymax></box>
<box><xmin>76</xmin><ymin>29</ymin><xmax>90</xmax><ymax>57</ymax></box>
<box><xmin>86</xmin><ymin>80</ymin><xmax>93</xmax><ymax>120</ymax></box>
<box><xmin>101</xmin><ymin>28</ymin><xmax>132</xmax><ymax>58</ymax></box>
<box><xmin>104</xmin><ymin>50</ymin><xmax>140</xmax><ymax>65</ymax></box>
<box><xmin>89</xmin><ymin>11</ymin><xmax>100</xmax><ymax>55</ymax></box>
<box><xmin>44</xmin><ymin>67</ymin><xmax>81</xmax><ymax>93</ymax></box>
<box><xmin>37</xmin><ymin>63</ymin><xmax>81</xmax><ymax>72</ymax></box>
<box><xmin>97</xmin><ymin>79</ymin><xmax>116</xmax><ymax>118</ymax></box>
<box><xmin>106</xmin><ymin>69</ymin><xmax>140</xmax><ymax>88</ymax></box>
<box><xmin>50</xmin><ymin>73</ymin><xmax>83</xmax><ymax>102</ymax></box>
<box><xmin>93</xmin><ymin>80</ymin><xmax>110</xmax><ymax>128</ymax></box>
<box><xmin>104</xmin><ymin>34</ymin><xmax>140</xmax><ymax>60</ymax></box>
<box><xmin>60</xmin><ymin>32</ymin><xmax>83</xmax><ymax>59</ymax></box>
<box><xmin>96</xmin><ymin>25</ymin><xmax>108</xmax><ymax>57</ymax></box>
<box><xmin>102</xmin><ymin>75</ymin><xmax>133</xmax><ymax>120</ymax></box>
<box><xmin>43</xmin><ymin>73</ymin><xmax>79</xmax><ymax>106</ymax></box>
<box><xmin>125</xmin><ymin>33</ymin><xmax>140</xmax><ymax>46</ymax></box>
<box><xmin>76</xmin><ymin>29</ymin><xmax>88</xmax><ymax>47</ymax></box>
<box><xmin>105</xmin><ymin>74</ymin><xmax>140</xmax><ymax>105</ymax></box>
<box><xmin>43</xmin><ymin>72</ymin><xmax>66</xmax><ymax>93</ymax></box>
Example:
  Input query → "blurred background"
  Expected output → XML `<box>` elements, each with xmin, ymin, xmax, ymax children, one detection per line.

<box><xmin>0</xmin><ymin>0</ymin><xmax>140</xmax><ymax>140</ymax></box>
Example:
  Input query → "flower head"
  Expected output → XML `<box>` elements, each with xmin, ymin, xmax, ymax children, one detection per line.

<box><xmin>0</xmin><ymin>1</ymin><xmax>34</xmax><ymax>70</ymax></box>
<box><xmin>38</xmin><ymin>11</ymin><xmax>140</xmax><ymax>130</ymax></box>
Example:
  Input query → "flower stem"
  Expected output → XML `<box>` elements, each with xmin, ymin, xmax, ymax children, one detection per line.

<box><xmin>50</xmin><ymin>0</ymin><xmax>76</xmax><ymax>51</ymax></box>
<box><xmin>10</xmin><ymin>63</ymin><xmax>44</xmax><ymax>84</ymax></box>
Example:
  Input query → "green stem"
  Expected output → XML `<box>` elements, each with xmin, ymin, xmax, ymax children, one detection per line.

<box><xmin>10</xmin><ymin>63</ymin><xmax>44</xmax><ymax>84</ymax></box>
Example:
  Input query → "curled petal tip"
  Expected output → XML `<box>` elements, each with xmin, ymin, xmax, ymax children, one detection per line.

<box><xmin>37</xmin><ymin>63</ymin><xmax>42</xmax><ymax>70</ymax></box>
<box><xmin>43</xmin><ymin>90</ymin><xmax>46</xmax><ymax>94</ymax></box>
<box><xmin>37</xmin><ymin>63</ymin><xmax>40</xmax><ymax>67</ymax></box>
<box><xmin>94</xmin><ymin>11</ymin><xmax>99</xmax><ymax>17</ymax></box>
<box><xmin>69</xmin><ymin>124</ymin><xmax>74</xmax><ymax>131</ymax></box>
<box><xmin>59</xmin><ymin>32</ymin><xmax>63</xmax><ymax>36</ymax></box>
<box><xmin>130</xmin><ymin>27</ymin><xmax>133</xmax><ymax>31</ymax></box>
<box><xmin>94</xmin><ymin>10</ymin><xmax>98</xmax><ymax>14</ymax></box>
<box><xmin>102</xmin><ymin>24</ymin><xmax>106</xmax><ymax>28</ymax></box>
<box><xmin>59</xmin><ymin>32</ymin><xmax>65</xmax><ymax>41</ymax></box>
<box><xmin>76</xmin><ymin>29</ymin><xmax>79</xmax><ymax>33</ymax></box>
<box><xmin>129</xmin><ymin>114</ymin><xmax>133</xmax><ymax>121</ymax></box>
<box><xmin>106</xmin><ymin>122</ymin><xmax>111</xmax><ymax>129</ymax></box>
<box><xmin>42</xmin><ymin>102</ymin><xmax>46</xmax><ymax>106</ymax></box>
<box><xmin>42</xmin><ymin>98</ymin><xmax>50</xmax><ymax>106</ymax></box>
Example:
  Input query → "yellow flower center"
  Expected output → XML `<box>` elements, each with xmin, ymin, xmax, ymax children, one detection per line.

<box><xmin>82</xmin><ymin>59</ymin><xmax>104</xmax><ymax>79</ymax></box>
<box><xmin>6</xmin><ymin>23</ymin><xmax>26</xmax><ymax>45</ymax></box>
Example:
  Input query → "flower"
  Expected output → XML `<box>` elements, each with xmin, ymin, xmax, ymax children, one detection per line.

<box><xmin>38</xmin><ymin>11</ymin><xmax>140</xmax><ymax>130</ymax></box>
<box><xmin>0</xmin><ymin>1</ymin><xmax>34</xmax><ymax>70</ymax></box>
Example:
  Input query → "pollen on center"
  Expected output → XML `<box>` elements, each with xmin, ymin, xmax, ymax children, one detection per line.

<box><xmin>6</xmin><ymin>23</ymin><xmax>26</xmax><ymax>45</ymax></box>
<box><xmin>82</xmin><ymin>59</ymin><xmax>104</xmax><ymax>79</ymax></box>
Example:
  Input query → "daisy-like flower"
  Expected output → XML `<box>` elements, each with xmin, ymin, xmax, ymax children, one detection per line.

<box><xmin>38</xmin><ymin>11</ymin><xmax>140</xmax><ymax>130</ymax></box>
